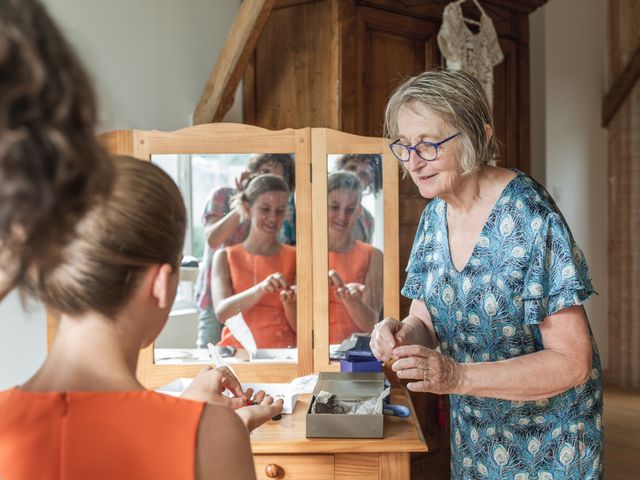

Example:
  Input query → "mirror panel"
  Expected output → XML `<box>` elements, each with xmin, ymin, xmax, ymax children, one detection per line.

<box><xmin>326</xmin><ymin>154</ymin><xmax>384</xmax><ymax>353</ymax></box>
<box><xmin>152</xmin><ymin>153</ymin><xmax>298</xmax><ymax>366</ymax></box>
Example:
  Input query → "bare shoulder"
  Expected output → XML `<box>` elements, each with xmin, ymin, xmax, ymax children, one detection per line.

<box><xmin>370</xmin><ymin>246</ymin><xmax>383</xmax><ymax>262</ymax></box>
<box><xmin>195</xmin><ymin>403</ymin><xmax>255</xmax><ymax>480</ymax></box>
<box><xmin>212</xmin><ymin>248</ymin><xmax>228</xmax><ymax>265</ymax></box>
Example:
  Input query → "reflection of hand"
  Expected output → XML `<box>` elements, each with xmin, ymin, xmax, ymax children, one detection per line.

<box><xmin>328</xmin><ymin>269</ymin><xmax>344</xmax><ymax>289</ymax></box>
<box><xmin>234</xmin><ymin>391</ymin><xmax>284</xmax><ymax>431</ymax></box>
<box><xmin>329</xmin><ymin>269</ymin><xmax>365</xmax><ymax>303</ymax></box>
<box><xmin>370</xmin><ymin>317</ymin><xmax>415</xmax><ymax>362</ymax></box>
<box><xmin>391</xmin><ymin>345</ymin><xmax>464</xmax><ymax>395</ymax></box>
<box><xmin>280</xmin><ymin>285</ymin><xmax>297</xmax><ymax>304</ymax></box>
<box><xmin>181</xmin><ymin>366</ymin><xmax>246</xmax><ymax>408</ymax></box>
<box><xmin>335</xmin><ymin>283</ymin><xmax>365</xmax><ymax>302</ymax></box>
<box><xmin>258</xmin><ymin>272</ymin><xmax>288</xmax><ymax>294</ymax></box>
<box><xmin>235</xmin><ymin>170</ymin><xmax>253</xmax><ymax>191</ymax></box>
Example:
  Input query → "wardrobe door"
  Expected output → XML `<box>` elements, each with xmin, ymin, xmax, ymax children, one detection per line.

<box><xmin>341</xmin><ymin>5</ymin><xmax>442</xmax><ymax>137</ymax></box>
<box><xmin>493</xmin><ymin>37</ymin><xmax>524</xmax><ymax>172</ymax></box>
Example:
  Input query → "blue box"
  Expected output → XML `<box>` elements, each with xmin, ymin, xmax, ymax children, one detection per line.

<box><xmin>339</xmin><ymin>352</ymin><xmax>382</xmax><ymax>373</ymax></box>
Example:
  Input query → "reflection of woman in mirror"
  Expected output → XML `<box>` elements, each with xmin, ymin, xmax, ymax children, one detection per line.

<box><xmin>333</xmin><ymin>154</ymin><xmax>382</xmax><ymax>244</ymax></box>
<box><xmin>212</xmin><ymin>174</ymin><xmax>297</xmax><ymax>348</ymax></box>
<box><xmin>2</xmin><ymin>156</ymin><xmax>282</xmax><ymax>478</ymax></box>
<box><xmin>195</xmin><ymin>154</ymin><xmax>295</xmax><ymax>348</ymax></box>
<box><xmin>328</xmin><ymin>171</ymin><xmax>383</xmax><ymax>344</ymax></box>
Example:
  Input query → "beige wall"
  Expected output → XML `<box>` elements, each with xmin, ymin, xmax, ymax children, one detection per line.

<box><xmin>530</xmin><ymin>0</ymin><xmax>609</xmax><ymax>367</ymax></box>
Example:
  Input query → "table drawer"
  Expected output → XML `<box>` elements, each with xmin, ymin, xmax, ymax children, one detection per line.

<box><xmin>254</xmin><ymin>454</ymin><xmax>334</xmax><ymax>479</ymax></box>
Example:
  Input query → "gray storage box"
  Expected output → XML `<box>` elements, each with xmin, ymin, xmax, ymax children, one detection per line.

<box><xmin>306</xmin><ymin>372</ymin><xmax>385</xmax><ymax>438</ymax></box>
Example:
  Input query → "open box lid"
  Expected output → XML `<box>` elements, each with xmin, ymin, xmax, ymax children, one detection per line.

<box><xmin>312</xmin><ymin>372</ymin><xmax>385</xmax><ymax>398</ymax></box>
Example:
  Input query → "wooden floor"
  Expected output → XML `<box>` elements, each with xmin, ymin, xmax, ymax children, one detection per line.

<box><xmin>604</xmin><ymin>386</ymin><xmax>640</xmax><ymax>479</ymax></box>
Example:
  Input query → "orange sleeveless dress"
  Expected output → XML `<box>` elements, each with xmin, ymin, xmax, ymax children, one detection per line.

<box><xmin>0</xmin><ymin>388</ymin><xmax>203</xmax><ymax>480</ymax></box>
<box><xmin>328</xmin><ymin>240</ymin><xmax>373</xmax><ymax>344</ymax></box>
<box><xmin>218</xmin><ymin>244</ymin><xmax>297</xmax><ymax>348</ymax></box>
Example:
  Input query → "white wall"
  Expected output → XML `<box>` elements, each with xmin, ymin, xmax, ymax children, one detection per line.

<box><xmin>530</xmin><ymin>0</ymin><xmax>609</xmax><ymax>367</ymax></box>
<box><xmin>0</xmin><ymin>0</ymin><xmax>242</xmax><ymax>389</ymax></box>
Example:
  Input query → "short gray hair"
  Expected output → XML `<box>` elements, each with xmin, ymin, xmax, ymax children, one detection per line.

<box><xmin>384</xmin><ymin>70</ymin><xmax>499</xmax><ymax>173</ymax></box>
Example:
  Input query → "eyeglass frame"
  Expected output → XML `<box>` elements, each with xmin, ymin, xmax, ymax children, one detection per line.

<box><xmin>389</xmin><ymin>132</ymin><xmax>461</xmax><ymax>162</ymax></box>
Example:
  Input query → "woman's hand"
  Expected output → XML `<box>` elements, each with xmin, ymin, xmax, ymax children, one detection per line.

<box><xmin>280</xmin><ymin>285</ymin><xmax>297</xmax><ymax>304</ymax></box>
<box><xmin>234</xmin><ymin>170</ymin><xmax>253</xmax><ymax>191</ymax></box>
<box><xmin>258</xmin><ymin>272</ymin><xmax>288</xmax><ymax>295</ymax></box>
<box><xmin>329</xmin><ymin>270</ymin><xmax>365</xmax><ymax>303</ymax></box>
<box><xmin>234</xmin><ymin>391</ymin><xmax>284</xmax><ymax>432</ymax></box>
<box><xmin>391</xmin><ymin>345</ymin><xmax>464</xmax><ymax>395</ymax></box>
<box><xmin>181</xmin><ymin>365</ymin><xmax>247</xmax><ymax>408</ymax></box>
<box><xmin>370</xmin><ymin>317</ymin><xmax>418</xmax><ymax>362</ymax></box>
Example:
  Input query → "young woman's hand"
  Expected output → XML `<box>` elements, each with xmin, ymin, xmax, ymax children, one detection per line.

<box><xmin>257</xmin><ymin>272</ymin><xmax>289</xmax><ymax>294</ymax></box>
<box><xmin>280</xmin><ymin>285</ymin><xmax>297</xmax><ymax>304</ymax></box>
<box><xmin>234</xmin><ymin>391</ymin><xmax>284</xmax><ymax>431</ymax></box>
<box><xmin>329</xmin><ymin>269</ymin><xmax>366</xmax><ymax>303</ymax></box>
<box><xmin>181</xmin><ymin>365</ymin><xmax>248</xmax><ymax>408</ymax></box>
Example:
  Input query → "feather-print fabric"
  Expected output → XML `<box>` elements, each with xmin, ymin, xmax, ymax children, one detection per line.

<box><xmin>402</xmin><ymin>170</ymin><xmax>603</xmax><ymax>479</ymax></box>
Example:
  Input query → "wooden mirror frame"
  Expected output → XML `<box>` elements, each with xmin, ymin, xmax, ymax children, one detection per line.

<box><xmin>310</xmin><ymin>128</ymin><xmax>400</xmax><ymax>372</ymax></box>
<box><xmin>46</xmin><ymin>125</ymin><xmax>400</xmax><ymax>387</ymax></box>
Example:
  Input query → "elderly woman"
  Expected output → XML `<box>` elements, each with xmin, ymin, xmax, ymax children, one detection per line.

<box><xmin>370</xmin><ymin>70</ymin><xmax>603</xmax><ymax>479</ymax></box>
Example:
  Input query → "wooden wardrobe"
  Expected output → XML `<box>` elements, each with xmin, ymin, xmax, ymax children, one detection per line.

<box><xmin>241</xmin><ymin>1</ymin><xmax>547</xmax><ymax>477</ymax></box>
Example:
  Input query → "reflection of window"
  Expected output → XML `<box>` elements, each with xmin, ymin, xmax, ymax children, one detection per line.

<box><xmin>153</xmin><ymin>154</ymin><xmax>254</xmax><ymax>259</ymax></box>
<box><xmin>153</xmin><ymin>154</ymin><xmax>258</xmax><ymax>314</ymax></box>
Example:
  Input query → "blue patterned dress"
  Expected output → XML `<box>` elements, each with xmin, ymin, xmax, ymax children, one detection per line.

<box><xmin>402</xmin><ymin>170</ymin><xmax>603</xmax><ymax>479</ymax></box>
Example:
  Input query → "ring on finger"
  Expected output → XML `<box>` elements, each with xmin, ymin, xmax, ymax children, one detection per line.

<box><xmin>422</xmin><ymin>367</ymin><xmax>431</xmax><ymax>382</ymax></box>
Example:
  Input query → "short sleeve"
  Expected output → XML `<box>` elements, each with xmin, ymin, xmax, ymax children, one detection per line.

<box><xmin>401</xmin><ymin>205</ymin><xmax>432</xmax><ymax>301</ymax></box>
<box><xmin>521</xmin><ymin>213</ymin><xmax>595</xmax><ymax>324</ymax></box>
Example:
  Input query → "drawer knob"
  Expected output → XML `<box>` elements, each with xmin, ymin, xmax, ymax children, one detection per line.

<box><xmin>265</xmin><ymin>463</ymin><xmax>282</xmax><ymax>478</ymax></box>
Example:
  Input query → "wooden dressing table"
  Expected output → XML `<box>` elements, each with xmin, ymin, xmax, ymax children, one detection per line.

<box><xmin>251</xmin><ymin>388</ymin><xmax>427</xmax><ymax>480</ymax></box>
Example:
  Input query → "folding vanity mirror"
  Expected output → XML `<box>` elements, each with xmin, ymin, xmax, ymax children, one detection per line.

<box><xmin>45</xmin><ymin>125</ymin><xmax>399</xmax><ymax>387</ymax></box>
<box><xmin>311</xmin><ymin>129</ymin><xmax>400</xmax><ymax>372</ymax></box>
<box><xmin>95</xmin><ymin>124</ymin><xmax>312</xmax><ymax>388</ymax></box>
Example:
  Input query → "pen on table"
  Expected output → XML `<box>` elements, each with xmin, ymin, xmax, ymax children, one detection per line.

<box><xmin>207</xmin><ymin>342</ymin><xmax>253</xmax><ymax>405</ymax></box>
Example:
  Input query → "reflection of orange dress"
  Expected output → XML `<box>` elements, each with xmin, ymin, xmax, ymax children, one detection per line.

<box><xmin>0</xmin><ymin>388</ymin><xmax>203</xmax><ymax>479</ymax></box>
<box><xmin>329</xmin><ymin>240</ymin><xmax>373</xmax><ymax>344</ymax></box>
<box><xmin>218</xmin><ymin>244</ymin><xmax>296</xmax><ymax>348</ymax></box>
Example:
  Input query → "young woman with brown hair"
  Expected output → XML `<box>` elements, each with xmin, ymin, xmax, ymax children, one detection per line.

<box><xmin>0</xmin><ymin>157</ymin><xmax>283</xmax><ymax>479</ymax></box>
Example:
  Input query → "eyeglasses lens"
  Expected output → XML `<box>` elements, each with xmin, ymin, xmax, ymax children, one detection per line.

<box><xmin>391</xmin><ymin>143</ymin><xmax>438</xmax><ymax>162</ymax></box>
<box><xmin>416</xmin><ymin>143</ymin><xmax>437</xmax><ymax>161</ymax></box>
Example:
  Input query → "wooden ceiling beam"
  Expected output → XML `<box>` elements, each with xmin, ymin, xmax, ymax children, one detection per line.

<box><xmin>193</xmin><ymin>0</ymin><xmax>275</xmax><ymax>125</ymax></box>
<box><xmin>602</xmin><ymin>43</ymin><xmax>640</xmax><ymax>127</ymax></box>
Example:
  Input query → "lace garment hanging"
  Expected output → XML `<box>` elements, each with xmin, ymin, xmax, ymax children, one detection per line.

<box><xmin>437</xmin><ymin>0</ymin><xmax>504</xmax><ymax>106</ymax></box>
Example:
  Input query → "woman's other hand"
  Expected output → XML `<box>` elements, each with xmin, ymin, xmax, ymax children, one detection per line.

<box><xmin>370</xmin><ymin>317</ymin><xmax>416</xmax><ymax>362</ymax></box>
<box><xmin>329</xmin><ymin>270</ymin><xmax>365</xmax><ymax>302</ymax></box>
<box><xmin>258</xmin><ymin>272</ymin><xmax>288</xmax><ymax>294</ymax></box>
<box><xmin>234</xmin><ymin>391</ymin><xmax>284</xmax><ymax>431</ymax></box>
<box><xmin>181</xmin><ymin>366</ymin><xmax>248</xmax><ymax>408</ymax></box>
<box><xmin>335</xmin><ymin>283</ymin><xmax>366</xmax><ymax>303</ymax></box>
<box><xmin>280</xmin><ymin>285</ymin><xmax>297</xmax><ymax>304</ymax></box>
<box><xmin>328</xmin><ymin>269</ymin><xmax>344</xmax><ymax>289</ymax></box>
<box><xmin>391</xmin><ymin>345</ymin><xmax>464</xmax><ymax>395</ymax></box>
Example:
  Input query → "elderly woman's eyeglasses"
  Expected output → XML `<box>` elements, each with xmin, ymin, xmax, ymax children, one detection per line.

<box><xmin>389</xmin><ymin>133</ymin><xmax>461</xmax><ymax>162</ymax></box>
